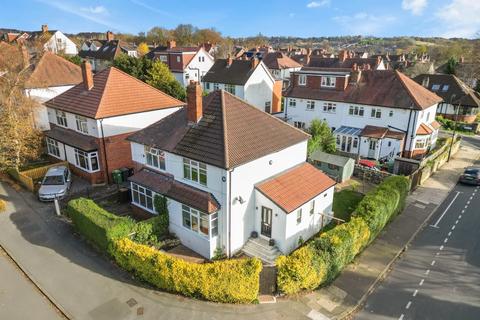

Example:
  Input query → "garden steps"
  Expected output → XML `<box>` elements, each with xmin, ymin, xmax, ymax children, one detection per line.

<box><xmin>242</xmin><ymin>237</ymin><xmax>281</xmax><ymax>266</ymax></box>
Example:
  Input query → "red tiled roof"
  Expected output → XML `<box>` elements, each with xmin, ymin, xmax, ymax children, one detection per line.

<box><xmin>25</xmin><ymin>52</ymin><xmax>82</xmax><ymax>89</ymax></box>
<box><xmin>416</xmin><ymin>123</ymin><xmax>433</xmax><ymax>135</ymax></box>
<box><xmin>430</xmin><ymin>120</ymin><xmax>441</xmax><ymax>130</ymax></box>
<box><xmin>256</xmin><ymin>163</ymin><xmax>336</xmax><ymax>213</ymax></box>
<box><xmin>128</xmin><ymin>169</ymin><xmax>220</xmax><ymax>214</ymax></box>
<box><xmin>360</xmin><ymin>125</ymin><xmax>405</xmax><ymax>140</ymax></box>
<box><xmin>45</xmin><ymin>67</ymin><xmax>184</xmax><ymax>119</ymax></box>
<box><xmin>262</xmin><ymin>52</ymin><xmax>302</xmax><ymax>70</ymax></box>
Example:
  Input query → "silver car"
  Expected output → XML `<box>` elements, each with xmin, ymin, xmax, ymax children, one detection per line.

<box><xmin>38</xmin><ymin>166</ymin><xmax>72</xmax><ymax>201</ymax></box>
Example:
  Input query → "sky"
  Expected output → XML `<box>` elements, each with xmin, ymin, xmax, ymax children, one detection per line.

<box><xmin>1</xmin><ymin>0</ymin><xmax>479</xmax><ymax>39</ymax></box>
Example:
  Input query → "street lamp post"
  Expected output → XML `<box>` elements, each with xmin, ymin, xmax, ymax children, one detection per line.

<box><xmin>448</xmin><ymin>95</ymin><xmax>460</xmax><ymax>162</ymax></box>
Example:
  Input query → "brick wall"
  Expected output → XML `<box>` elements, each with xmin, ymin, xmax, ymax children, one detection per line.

<box><xmin>98</xmin><ymin>131</ymin><xmax>135</xmax><ymax>184</ymax></box>
<box><xmin>272</xmin><ymin>80</ymin><xmax>283</xmax><ymax>113</ymax></box>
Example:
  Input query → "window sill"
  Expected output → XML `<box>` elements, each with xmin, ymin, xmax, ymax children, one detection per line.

<box><xmin>131</xmin><ymin>201</ymin><xmax>156</xmax><ymax>214</ymax></box>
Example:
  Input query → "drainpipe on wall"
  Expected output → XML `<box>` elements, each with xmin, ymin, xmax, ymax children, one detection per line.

<box><xmin>99</xmin><ymin>119</ymin><xmax>110</xmax><ymax>184</ymax></box>
<box><xmin>227</xmin><ymin>169</ymin><xmax>233</xmax><ymax>257</ymax></box>
<box><xmin>403</xmin><ymin>108</ymin><xmax>413</xmax><ymax>156</ymax></box>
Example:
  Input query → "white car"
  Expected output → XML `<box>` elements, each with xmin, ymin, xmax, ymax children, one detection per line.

<box><xmin>38</xmin><ymin>166</ymin><xmax>72</xmax><ymax>201</ymax></box>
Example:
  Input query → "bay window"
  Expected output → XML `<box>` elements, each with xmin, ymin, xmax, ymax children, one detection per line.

<box><xmin>74</xmin><ymin>149</ymin><xmax>99</xmax><ymax>172</ymax></box>
<box><xmin>182</xmin><ymin>205</ymin><xmax>218</xmax><ymax>238</ymax></box>
<box><xmin>183</xmin><ymin>158</ymin><xmax>207</xmax><ymax>186</ymax></box>
<box><xmin>131</xmin><ymin>183</ymin><xmax>154</xmax><ymax>212</ymax></box>
<box><xmin>145</xmin><ymin>146</ymin><xmax>165</xmax><ymax>170</ymax></box>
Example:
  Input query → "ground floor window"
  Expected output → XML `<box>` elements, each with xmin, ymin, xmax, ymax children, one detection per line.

<box><xmin>46</xmin><ymin>138</ymin><xmax>60</xmax><ymax>158</ymax></box>
<box><xmin>294</xmin><ymin>121</ymin><xmax>305</xmax><ymax>129</ymax></box>
<box><xmin>74</xmin><ymin>149</ymin><xmax>99</xmax><ymax>172</ymax></box>
<box><xmin>415</xmin><ymin>137</ymin><xmax>427</xmax><ymax>149</ymax></box>
<box><xmin>182</xmin><ymin>204</ymin><xmax>218</xmax><ymax>238</ymax></box>
<box><xmin>131</xmin><ymin>183</ymin><xmax>154</xmax><ymax>212</ymax></box>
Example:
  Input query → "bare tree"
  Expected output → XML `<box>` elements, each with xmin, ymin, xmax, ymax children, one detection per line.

<box><xmin>0</xmin><ymin>43</ymin><xmax>42</xmax><ymax>170</ymax></box>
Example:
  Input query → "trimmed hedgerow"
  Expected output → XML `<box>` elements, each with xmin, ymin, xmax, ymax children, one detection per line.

<box><xmin>112</xmin><ymin>238</ymin><xmax>262</xmax><ymax>303</ymax></box>
<box><xmin>66</xmin><ymin>198</ymin><xmax>135</xmax><ymax>253</ymax></box>
<box><xmin>276</xmin><ymin>176</ymin><xmax>409</xmax><ymax>294</ymax></box>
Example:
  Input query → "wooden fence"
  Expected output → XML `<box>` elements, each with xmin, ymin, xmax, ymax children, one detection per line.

<box><xmin>8</xmin><ymin>161</ymin><xmax>69</xmax><ymax>192</ymax></box>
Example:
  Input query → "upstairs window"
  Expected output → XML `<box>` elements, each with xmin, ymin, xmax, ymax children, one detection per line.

<box><xmin>198</xmin><ymin>56</ymin><xmax>205</xmax><ymax>62</ymax></box>
<box><xmin>296</xmin><ymin>208</ymin><xmax>302</xmax><ymax>224</ymax></box>
<box><xmin>159</xmin><ymin>55</ymin><xmax>167</xmax><ymax>62</ymax></box>
<box><xmin>225</xmin><ymin>84</ymin><xmax>236</xmax><ymax>94</ymax></box>
<box><xmin>298</xmin><ymin>74</ymin><xmax>306</xmax><ymax>86</ymax></box>
<box><xmin>321</xmin><ymin>76</ymin><xmax>336</xmax><ymax>88</ymax></box>
<box><xmin>145</xmin><ymin>146</ymin><xmax>165</xmax><ymax>170</ymax></box>
<box><xmin>288</xmin><ymin>98</ymin><xmax>296</xmax><ymax>107</ymax></box>
<box><xmin>442</xmin><ymin>85</ymin><xmax>449</xmax><ymax>92</ymax></box>
<box><xmin>371</xmin><ymin>108</ymin><xmax>382</xmax><ymax>118</ymax></box>
<box><xmin>323</xmin><ymin>102</ymin><xmax>336</xmax><ymax>113</ymax></box>
<box><xmin>431</xmin><ymin>84</ymin><xmax>441</xmax><ymax>91</ymax></box>
<box><xmin>306</xmin><ymin>100</ymin><xmax>315</xmax><ymax>110</ymax></box>
<box><xmin>75</xmin><ymin>115</ymin><xmax>88</xmax><ymax>134</ymax></box>
<box><xmin>183</xmin><ymin>158</ymin><xmax>207</xmax><ymax>186</ymax></box>
<box><xmin>205</xmin><ymin>82</ymin><xmax>211</xmax><ymax>90</ymax></box>
<box><xmin>389</xmin><ymin>110</ymin><xmax>394</xmax><ymax>117</ymax></box>
<box><xmin>176</xmin><ymin>56</ymin><xmax>181</xmax><ymax>63</ymax></box>
<box><xmin>349</xmin><ymin>105</ymin><xmax>364</xmax><ymax>116</ymax></box>
<box><xmin>294</xmin><ymin>121</ymin><xmax>306</xmax><ymax>129</ymax></box>
<box><xmin>56</xmin><ymin>110</ymin><xmax>67</xmax><ymax>127</ymax></box>
<box><xmin>309</xmin><ymin>201</ymin><xmax>315</xmax><ymax>215</ymax></box>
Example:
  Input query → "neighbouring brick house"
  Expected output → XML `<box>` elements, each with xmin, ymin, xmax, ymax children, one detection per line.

<box><xmin>261</xmin><ymin>51</ymin><xmax>302</xmax><ymax>89</ymax></box>
<box><xmin>43</xmin><ymin>61</ymin><xmax>183</xmax><ymax>184</ymax></box>
<box><xmin>414</xmin><ymin>74</ymin><xmax>480</xmax><ymax>124</ymax></box>
<box><xmin>126</xmin><ymin>82</ymin><xmax>335</xmax><ymax>263</ymax></box>
<box><xmin>202</xmin><ymin>57</ymin><xmax>283</xmax><ymax>114</ymax></box>
<box><xmin>146</xmin><ymin>40</ymin><xmax>214</xmax><ymax>87</ymax></box>
<box><xmin>283</xmin><ymin>66</ymin><xmax>443</xmax><ymax>160</ymax></box>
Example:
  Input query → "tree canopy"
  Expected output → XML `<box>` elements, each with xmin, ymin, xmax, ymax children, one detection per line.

<box><xmin>146</xmin><ymin>61</ymin><xmax>186</xmax><ymax>101</ymax></box>
<box><xmin>113</xmin><ymin>54</ymin><xmax>152</xmax><ymax>82</ymax></box>
<box><xmin>307</xmin><ymin>119</ymin><xmax>336</xmax><ymax>156</ymax></box>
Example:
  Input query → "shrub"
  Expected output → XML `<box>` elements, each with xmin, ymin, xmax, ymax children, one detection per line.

<box><xmin>112</xmin><ymin>238</ymin><xmax>262</xmax><ymax>303</ymax></box>
<box><xmin>66</xmin><ymin>198</ymin><xmax>135</xmax><ymax>252</ymax></box>
<box><xmin>133</xmin><ymin>215</ymin><xmax>168</xmax><ymax>246</ymax></box>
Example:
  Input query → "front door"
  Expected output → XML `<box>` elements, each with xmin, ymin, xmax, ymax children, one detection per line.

<box><xmin>368</xmin><ymin>139</ymin><xmax>377</xmax><ymax>158</ymax></box>
<box><xmin>261</xmin><ymin>206</ymin><xmax>273</xmax><ymax>238</ymax></box>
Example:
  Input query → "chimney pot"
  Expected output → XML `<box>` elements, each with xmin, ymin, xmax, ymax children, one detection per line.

<box><xmin>167</xmin><ymin>40</ymin><xmax>176</xmax><ymax>49</ymax></box>
<box><xmin>251</xmin><ymin>57</ymin><xmax>259</xmax><ymax>69</ymax></box>
<box><xmin>226</xmin><ymin>54</ymin><xmax>233</xmax><ymax>66</ymax></box>
<box><xmin>187</xmin><ymin>81</ymin><xmax>203</xmax><ymax>123</ymax></box>
<box><xmin>81</xmin><ymin>60</ymin><xmax>94</xmax><ymax>90</ymax></box>
<box><xmin>106</xmin><ymin>31</ymin><xmax>114</xmax><ymax>41</ymax></box>
<box><xmin>41</xmin><ymin>24</ymin><xmax>48</xmax><ymax>33</ymax></box>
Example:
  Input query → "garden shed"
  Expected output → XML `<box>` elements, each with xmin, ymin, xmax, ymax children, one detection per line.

<box><xmin>310</xmin><ymin>150</ymin><xmax>355</xmax><ymax>183</ymax></box>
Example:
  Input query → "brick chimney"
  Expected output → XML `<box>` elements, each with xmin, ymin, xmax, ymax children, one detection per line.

<box><xmin>167</xmin><ymin>40</ymin><xmax>176</xmax><ymax>49</ymax></box>
<box><xmin>41</xmin><ymin>24</ymin><xmax>48</xmax><ymax>33</ymax></box>
<box><xmin>187</xmin><ymin>81</ymin><xmax>202</xmax><ymax>123</ymax></box>
<box><xmin>81</xmin><ymin>60</ymin><xmax>94</xmax><ymax>90</ymax></box>
<box><xmin>251</xmin><ymin>57</ymin><xmax>259</xmax><ymax>69</ymax></box>
<box><xmin>106</xmin><ymin>31</ymin><xmax>114</xmax><ymax>41</ymax></box>
<box><xmin>226</xmin><ymin>54</ymin><xmax>233</xmax><ymax>66</ymax></box>
<box><xmin>338</xmin><ymin>50</ymin><xmax>348</xmax><ymax>62</ymax></box>
<box><xmin>350</xmin><ymin>63</ymin><xmax>362</xmax><ymax>83</ymax></box>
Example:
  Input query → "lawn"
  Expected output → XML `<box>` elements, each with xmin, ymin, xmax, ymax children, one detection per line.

<box><xmin>333</xmin><ymin>189</ymin><xmax>364</xmax><ymax>222</ymax></box>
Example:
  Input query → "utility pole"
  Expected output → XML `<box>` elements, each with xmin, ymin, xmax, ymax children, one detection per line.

<box><xmin>448</xmin><ymin>94</ymin><xmax>460</xmax><ymax>162</ymax></box>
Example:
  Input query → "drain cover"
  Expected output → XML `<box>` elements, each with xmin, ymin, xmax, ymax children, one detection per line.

<box><xmin>126</xmin><ymin>298</ymin><xmax>138</xmax><ymax>307</ymax></box>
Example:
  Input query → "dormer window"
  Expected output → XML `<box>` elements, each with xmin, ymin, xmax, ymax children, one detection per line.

<box><xmin>442</xmin><ymin>85</ymin><xmax>449</xmax><ymax>92</ymax></box>
<box><xmin>321</xmin><ymin>76</ymin><xmax>336</xmax><ymax>88</ymax></box>
<box><xmin>298</xmin><ymin>74</ymin><xmax>306</xmax><ymax>86</ymax></box>
<box><xmin>431</xmin><ymin>84</ymin><xmax>440</xmax><ymax>91</ymax></box>
<box><xmin>145</xmin><ymin>146</ymin><xmax>165</xmax><ymax>170</ymax></box>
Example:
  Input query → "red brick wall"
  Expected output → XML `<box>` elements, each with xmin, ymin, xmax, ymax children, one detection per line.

<box><xmin>130</xmin><ymin>204</ymin><xmax>154</xmax><ymax>220</ymax></box>
<box><xmin>98</xmin><ymin>131</ymin><xmax>135</xmax><ymax>184</ymax></box>
<box><xmin>440</xmin><ymin>113</ymin><xmax>477</xmax><ymax>124</ymax></box>
<box><xmin>271</xmin><ymin>80</ymin><xmax>283</xmax><ymax>113</ymax></box>
<box><xmin>402</xmin><ymin>149</ymin><xmax>427</xmax><ymax>159</ymax></box>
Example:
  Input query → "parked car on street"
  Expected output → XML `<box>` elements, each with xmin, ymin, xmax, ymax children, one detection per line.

<box><xmin>459</xmin><ymin>167</ymin><xmax>480</xmax><ymax>186</ymax></box>
<box><xmin>38</xmin><ymin>166</ymin><xmax>72</xmax><ymax>201</ymax></box>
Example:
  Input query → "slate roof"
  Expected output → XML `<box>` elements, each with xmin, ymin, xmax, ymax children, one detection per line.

<box><xmin>262</xmin><ymin>52</ymin><xmax>302</xmax><ymax>70</ymax></box>
<box><xmin>255</xmin><ymin>163</ymin><xmax>336</xmax><ymax>213</ymax></box>
<box><xmin>413</xmin><ymin>74</ymin><xmax>480</xmax><ymax>108</ymax></box>
<box><xmin>25</xmin><ymin>52</ymin><xmax>82</xmax><ymax>89</ymax></box>
<box><xmin>79</xmin><ymin>40</ymin><xmax>136</xmax><ymax>60</ymax></box>
<box><xmin>285</xmin><ymin>70</ymin><xmax>443</xmax><ymax>110</ymax></box>
<box><xmin>128</xmin><ymin>90</ymin><xmax>309</xmax><ymax>169</ymax></box>
<box><xmin>201</xmin><ymin>59</ymin><xmax>259</xmax><ymax>85</ymax></box>
<box><xmin>45</xmin><ymin>67</ymin><xmax>184</xmax><ymax>119</ymax></box>
<box><xmin>360</xmin><ymin>125</ymin><xmax>405</xmax><ymax>140</ymax></box>
<box><xmin>45</xmin><ymin>124</ymin><xmax>98</xmax><ymax>151</ymax></box>
<box><xmin>129</xmin><ymin>169</ymin><xmax>220</xmax><ymax>214</ymax></box>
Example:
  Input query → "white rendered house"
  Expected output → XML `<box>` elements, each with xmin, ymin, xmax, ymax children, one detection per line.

<box><xmin>283</xmin><ymin>67</ymin><xmax>443</xmax><ymax>160</ymax></box>
<box><xmin>127</xmin><ymin>83</ymin><xmax>336</xmax><ymax>263</ymax></box>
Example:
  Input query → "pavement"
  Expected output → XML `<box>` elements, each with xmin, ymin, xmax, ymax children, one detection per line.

<box><xmin>0</xmin><ymin>138</ymin><xmax>478</xmax><ymax>320</ymax></box>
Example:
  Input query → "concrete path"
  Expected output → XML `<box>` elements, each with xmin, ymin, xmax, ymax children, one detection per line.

<box><xmin>0</xmin><ymin>246</ymin><xmax>64</xmax><ymax>319</ymax></box>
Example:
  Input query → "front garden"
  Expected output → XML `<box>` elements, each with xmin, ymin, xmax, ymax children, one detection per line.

<box><xmin>332</xmin><ymin>189</ymin><xmax>364</xmax><ymax>222</ymax></box>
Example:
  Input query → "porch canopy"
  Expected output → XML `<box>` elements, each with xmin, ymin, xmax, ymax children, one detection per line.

<box><xmin>333</xmin><ymin>126</ymin><xmax>363</xmax><ymax>136</ymax></box>
<box><xmin>45</xmin><ymin>124</ymin><xmax>98</xmax><ymax>151</ymax></box>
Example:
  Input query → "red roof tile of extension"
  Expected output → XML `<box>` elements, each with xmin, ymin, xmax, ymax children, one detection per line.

<box><xmin>416</xmin><ymin>123</ymin><xmax>434</xmax><ymax>135</ymax></box>
<box><xmin>285</xmin><ymin>70</ymin><xmax>443</xmax><ymax>111</ymax></box>
<box><xmin>45</xmin><ymin>67</ymin><xmax>184</xmax><ymax>119</ymax></box>
<box><xmin>430</xmin><ymin>120</ymin><xmax>441</xmax><ymax>130</ymax></box>
<box><xmin>360</xmin><ymin>125</ymin><xmax>405</xmax><ymax>140</ymax></box>
<box><xmin>128</xmin><ymin>169</ymin><xmax>220</xmax><ymax>214</ymax></box>
<box><xmin>256</xmin><ymin>163</ymin><xmax>336</xmax><ymax>213</ymax></box>
<box><xmin>262</xmin><ymin>52</ymin><xmax>302</xmax><ymax>70</ymax></box>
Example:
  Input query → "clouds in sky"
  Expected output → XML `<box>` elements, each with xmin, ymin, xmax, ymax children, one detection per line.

<box><xmin>80</xmin><ymin>5</ymin><xmax>108</xmax><ymax>15</ymax></box>
<box><xmin>306</xmin><ymin>1</ymin><xmax>330</xmax><ymax>9</ymax></box>
<box><xmin>401</xmin><ymin>0</ymin><xmax>427</xmax><ymax>15</ymax></box>
<box><xmin>333</xmin><ymin>12</ymin><xmax>396</xmax><ymax>35</ymax></box>
<box><xmin>435</xmin><ymin>0</ymin><xmax>480</xmax><ymax>38</ymax></box>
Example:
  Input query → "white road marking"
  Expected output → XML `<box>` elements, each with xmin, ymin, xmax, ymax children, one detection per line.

<box><xmin>465</xmin><ymin>205</ymin><xmax>469</xmax><ymax>209</ymax></box>
<box><xmin>452</xmin><ymin>225</ymin><xmax>455</xmax><ymax>230</ymax></box>
<box><xmin>399</xmin><ymin>314</ymin><xmax>405</xmax><ymax>320</ymax></box>
<box><xmin>431</xmin><ymin>192</ymin><xmax>460</xmax><ymax>228</ymax></box>
<box><xmin>436</xmin><ymin>252</ymin><xmax>440</xmax><ymax>256</ymax></box>
<box><xmin>425</xmin><ymin>269</ymin><xmax>430</xmax><ymax>275</ymax></box>
<box><xmin>444</xmin><ymin>238</ymin><xmax>449</xmax><ymax>243</ymax></box>
<box><xmin>455</xmin><ymin>220</ymin><xmax>459</xmax><ymax>224</ymax></box>
<box><xmin>406</xmin><ymin>301</ymin><xmax>412</xmax><ymax>309</ymax></box>
<box><xmin>459</xmin><ymin>215</ymin><xmax>462</xmax><ymax>219</ymax></box>
<box><xmin>440</xmin><ymin>245</ymin><xmax>444</xmax><ymax>250</ymax></box>
<box><xmin>470</xmin><ymin>196</ymin><xmax>473</xmax><ymax>200</ymax></box>
<box><xmin>467</xmin><ymin>201</ymin><xmax>470</xmax><ymax>205</ymax></box>
<box><xmin>413</xmin><ymin>289</ymin><xmax>418</xmax><ymax>297</ymax></box>
<box><xmin>431</xmin><ymin>260</ymin><xmax>436</xmax><ymax>266</ymax></box>
<box><xmin>419</xmin><ymin>279</ymin><xmax>424</xmax><ymax>286</ymax></box>
<box><xmin>461</xmin><ymin>209</ymin><xmax>465</xmax><ymax>213</ymax></box>
<box><xmin>448</xmin><ymin>231</ymin><xmax>452</xmax><ymax>236</ymax></box>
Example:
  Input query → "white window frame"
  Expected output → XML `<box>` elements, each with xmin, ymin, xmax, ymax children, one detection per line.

<box><xmin>225</xmin><ymin>84</ymin><xmax>235</xmax><ymax>94</ymax></box>
<box><xmin>183</xmin><ymin>158</ymin><xmax>207</xmax><ymax>186</ymax></box>
<box><xmin>176</xmin><ymin>56</ymin><xmax>181</xmax><ymax>63</ymax></box>
<box><xmin>306</xmin><ymin>100</ymin><xmax>315</xmax><ymax>110</ymax></box>
<box><xmin>131</xmin><ymin>183</ymin><xmax>154</xmax><ymax>212</ymax></box>
<box><xmin>349</xmin><ymin>105</ymin><xmax>364</xmax><ymax>116</ymax></box>
<box><xmin>298</xmin><ymin>74</ymin><xmax>306</xmax><ymax>86</ymax></box>
<box><xmin>323</xmin><ymin>102</ymin><xmax>336</xmax><ymax>113</ymax></box>
<box><xmin>415</xmin><ymin>137</ymin><xmax>427</xmax><ymax>149</ymax></box>
<box><xmin>159</xmin><ymin>55</ymin><xmax>167</xmax><ymax>62</ymax></box>
<box><xmin>46</xmin><ymin>137</ymin><xmax>60</xmax><ymax>158</ymax></box>
<box><xmin>75</xmin><ymin>115</ymin><xmax>88</xmax><ymax>134</ymax></box>
<box><xmin>321</xmin><ymin>76</ymin><xmax>336</xmax><ymax>88</ymax></box>
<box><xmin>371</xmin><ymin>108</ymin><xmax>382</xmax><ymax>118</ymax></box>
<box><xmin>56</xmin><ymin>110</ymin><xmax>67</xmax><ymax>127</ymax></box>
<box><xmin>145</xmin><ymin>146</ymin><xmax>165</xmax><ymax>170</ymax></box>
<box><xmin>205</xmin><ymin>82</ymin><xmax>211</xmax><ymax>90</ymax></box>
<box><xmin>213</xmin><ymin>83</ymin><xmax>219</xmax><ymax>90</ymax></box>
<box><xmin>182</xmin><ymin>204</ymin><xmax>217</xmax><ymax>238</ymax></box>
<box><xmin>294</xmin><ymin>121</ymin><xmax>306</xmax><ymax>129</ymax></box>
<box><xmin>296</xmin><ymin>208</ymin><xmax>302</xmax><ymax>224</ymax></box>
<box><xmin>288</xmin><ymin>98</ymin><xmax>296</xmax><ymax>107</ymax></box>
<box><xmin>309</xmin><ymin>201</ymin><xmax>315</xmax><ymax>216</ymax></box>
<box><xmin>74</xmin><ymin>149</ymin><xmax>100</xmax><ymax>173</ymax></box>
<box><xmin>389</xmin><ymin>110</ymin><xmax>394</xmax><ymax>117</ymax></box>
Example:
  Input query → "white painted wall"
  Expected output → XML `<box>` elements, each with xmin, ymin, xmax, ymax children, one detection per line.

<box><xmin>44</xmin><ymin>31</ymin><xmax>78</xmax><ymax>55</ymax></box>
<box><xmin>203</xmin><ymin>82</ymin><xmax>245</xmax><ymax>100</ymax></box>
<box><xmin>184</xmin><ymin>48</ymin><xmax>214</xmax><ymax>86</ymax></box>
<box><xmin>47</xmin><ymin>107</ymin><xmax>99</xmax><ymax>137</ymax></box>
<box><xmin>243</xmin><ymin>62</ymin><xmax>275</xmax><ymax>112</ymax></box>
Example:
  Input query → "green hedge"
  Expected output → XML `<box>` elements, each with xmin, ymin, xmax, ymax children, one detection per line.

<box><xmin>112</xmin><ymin>238</ymin><xmax>262</xmax><ymax>303</ymax></box>
<box><xmin>132</xmin><ymin>215</ymin><xmax>169</xmax><ymax>246</ymax></box>
<box><xmin>277</xmin><ymin>176</ymin><xmax>409</xmax><ymax>294</ymax></box>
<box><xmin>66</xmin><ymin>198</ymin><xmax>135</xmax><ymax>252</ymax></box>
